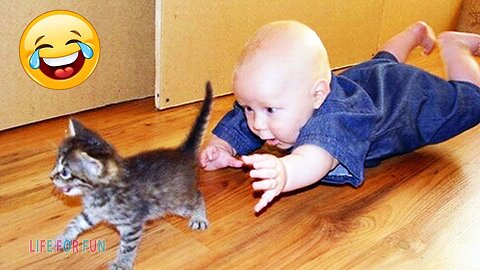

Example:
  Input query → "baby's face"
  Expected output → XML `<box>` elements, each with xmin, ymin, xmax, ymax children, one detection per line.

<box><xmin>234</xmin><ymin>62</ymin><xmax>319</xmax><ymax>149</ymax></box>
<box><xmin>233</xmin><ymin>22</ymin><xmax>331</xmax><ymax>150</ymax></box>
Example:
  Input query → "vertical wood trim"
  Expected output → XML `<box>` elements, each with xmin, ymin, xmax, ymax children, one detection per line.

<box><xmin>155</xmin><ymin>0</ymin><xmax>163</xmax><ymax>110</ymax></box>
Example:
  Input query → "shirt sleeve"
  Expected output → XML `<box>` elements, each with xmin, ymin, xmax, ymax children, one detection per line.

<box><xmin>212</xmin><ymin>102</ymin><xmax>264</xmax><ymax>155</ymax></box>
<box><xmin>294</xmin><ymin>89</ymin><xmax>379</xmax><ymax>187</ymax></box>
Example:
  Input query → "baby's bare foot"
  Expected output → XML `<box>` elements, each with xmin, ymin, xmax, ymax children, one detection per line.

<box><xmin>413</xmin><ymin>21</ymin><xmax>437</xmax><ymax>55</ymax></box>
<box><xmin>439</xmin><ymin>31</ymin><xmax>480</xmax><ymax>55</ymax></box>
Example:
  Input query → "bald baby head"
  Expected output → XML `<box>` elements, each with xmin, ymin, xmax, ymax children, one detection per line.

<box><xmin>234</xmin><ymin>20</ymin><xmax>331</xmax><ymax>87</ymax></box>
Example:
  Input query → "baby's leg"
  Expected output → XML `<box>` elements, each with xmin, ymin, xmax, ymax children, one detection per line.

<box><xmin>380</xmin><ymin>21</ymin><xmax>437</xmax><ymax>63</ymax></box>
<box><xmin>438</xmin><ymin>31</ymin><xmax>480</xmax><ymax>86</ymax></box>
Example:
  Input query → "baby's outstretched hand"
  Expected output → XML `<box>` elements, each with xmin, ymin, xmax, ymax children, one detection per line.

<box><xmin>199</xmin><ymin>144</ymin><xmax>243</xmax><ymax>171</ymax></box>
<box><xmin>242</xmin><ymin>154</ymin><xmax>287</xmax><ymax>212</ymax></box>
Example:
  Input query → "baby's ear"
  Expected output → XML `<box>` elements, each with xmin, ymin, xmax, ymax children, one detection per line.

<box><xmin>311</xmin><ymin>78</ymin><xmax>330</xmax><ymax>109</ymax></box>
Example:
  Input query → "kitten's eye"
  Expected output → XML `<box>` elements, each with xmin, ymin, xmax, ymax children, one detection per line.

<box><xmin>60</xmin><ymin>168</ymin><xmax>71</xmax><ymax>179</ymax></box>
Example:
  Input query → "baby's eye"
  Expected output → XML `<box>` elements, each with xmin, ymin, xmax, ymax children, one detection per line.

<box><xmin>266</xmin><ymin>107</ymin><xmax>276</xmax><ymax>114</ymax></box>
<box><xmin>244</xmin><ymin>106</ymin><xmax>253</xmax><ymax>113</ymax></box>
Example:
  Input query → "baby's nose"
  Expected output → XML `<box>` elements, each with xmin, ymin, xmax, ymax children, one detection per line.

<box><xmin>253</xmin><ymin>115</ymin><xmax>267</xmax><ymax>131</ymax></box>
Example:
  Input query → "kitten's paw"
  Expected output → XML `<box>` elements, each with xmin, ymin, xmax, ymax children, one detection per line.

<box><xmin>109</xmin><ymin>261</ymin><xmax>132</xmax><ymax>270</ymax></box>
<box><xmin>189</xmin><ymin>219</ymin><xmax>209</xmax><ymax>231</ymax></box>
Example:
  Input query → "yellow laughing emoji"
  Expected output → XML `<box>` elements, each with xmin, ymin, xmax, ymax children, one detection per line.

<box><xmin>19</xmin><ymin>10</ymin><xmax>100</xmax><ymax>90</ymax></box>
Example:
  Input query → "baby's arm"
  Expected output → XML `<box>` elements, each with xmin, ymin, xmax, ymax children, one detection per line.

<box><xmin>242</xmin><ymin>144</ymin><xmax>338</xmax><ymax>212</ymax></box>
<box><xmin>199</xmin><ymin>135</ymin><xmax>244</xmax><ymax>170</ymax></box>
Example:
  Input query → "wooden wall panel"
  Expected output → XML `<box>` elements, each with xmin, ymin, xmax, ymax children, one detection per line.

<box><xmin>0</xmin><ymin>1</ymin><xmax>155</xmax><ymax>131</ymax></box>
<box><xmin>378</xmin><ymin>0</ymin><xmax>463</xmax><ymax>45</ymax></box>
<box><xmin>156</xmin><ymin>0</ymin><xmax>464</xmax><ymax>109</ymax></box>
<box><xmin>156</xmin><ymin>0</ymin><xmax>383</xmax><ymax>109</ymax></box>
<box><xmin>1</xmin><ymin>1</ymin><xmax>463</xmax><ymax>130</ymax></box>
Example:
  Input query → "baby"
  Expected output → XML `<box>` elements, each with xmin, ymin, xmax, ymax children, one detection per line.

<box><xmin>200</xmin><ymin>21</ymin><xmax>480</xmax><ymax>212</ymax></box>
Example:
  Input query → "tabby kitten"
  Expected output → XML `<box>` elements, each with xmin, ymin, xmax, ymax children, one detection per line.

<box><xmin>50</xmin><ymin>82</ymin><xmax>213</xmax><ymax>270</ymax></box>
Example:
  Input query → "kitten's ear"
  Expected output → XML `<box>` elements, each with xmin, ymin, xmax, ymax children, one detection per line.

<box><xmin>67</xmin><ymin>118</ymin><xmax>86</xmax><ymax>137</ymax></box>
<box><xmin>77</xmin><ymin>151</ymin><xmax>104</xmax><ymax>179</ymax></box>
<box><xmin>68</xmin><ymin>118</ymin><xmax>77</xmax><ymax>137</ymax></box>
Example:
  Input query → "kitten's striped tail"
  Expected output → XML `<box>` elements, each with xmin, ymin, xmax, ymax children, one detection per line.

<box><xmin>180</xmin><ymin>81</ymin><xmax>213</xmax><ymax>154</ymax></box>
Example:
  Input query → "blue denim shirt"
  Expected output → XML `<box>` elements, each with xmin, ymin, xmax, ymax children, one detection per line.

<box><xmin>213</xmin><ymin>52</ymin><xmax>480</xmax><ymax>187</ymax></box>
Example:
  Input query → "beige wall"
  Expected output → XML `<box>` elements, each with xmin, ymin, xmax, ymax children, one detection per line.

<box><xmin>0</xmin><ymin>1</ymin><xmax>463</xmax><ymax>130</ymax></box>
<box><xmin>156</xmin><ymin>0</ymin><xmax>383</xmax><ymax>109</ymax></box>
<box><xmin>378</xmin><ymin>0</ymin><xmax>463</xmax><ymax>44</ymax></box>
<box><xmin>156</xmin><ymin>0</ymin><xmax>463</xmax><ymax>109</ymax></box>
<box><xmin>0</xmin><ymin>1</ymin><xmax>155</xmax><ymax>131</ymax></box>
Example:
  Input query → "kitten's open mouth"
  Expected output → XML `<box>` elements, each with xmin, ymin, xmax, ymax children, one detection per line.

<box><xmin>56</xmin><ymin>186</ymin><xmax>72</xmax><ymax>193</ymax></box>
<box><xmin>40</xmin><ymin>51</ymin><xmax>85</xmax><ymax>80</ymax></box>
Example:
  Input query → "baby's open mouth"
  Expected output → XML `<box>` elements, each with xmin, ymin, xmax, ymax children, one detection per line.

<box><xmin>266</xmin><ymin>139</ymin><xmax>280</xmax><ymax>146</ymax></box>
<box><xmin>40</xmin><ymin>51</ymin><xmax>85</xmax><ymax>80</ymax></box>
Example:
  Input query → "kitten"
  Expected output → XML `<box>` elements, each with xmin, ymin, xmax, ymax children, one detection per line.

<box><xmin>50</xmin><ymin>82</ymin><xmax>213</xmax><ymax>270</ymax></box>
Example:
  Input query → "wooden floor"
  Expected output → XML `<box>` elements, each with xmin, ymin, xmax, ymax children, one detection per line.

<box><xmin>1</xmin><ymin>49</ymin><xmax>479</xmax><ymax>270</ymax></box>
